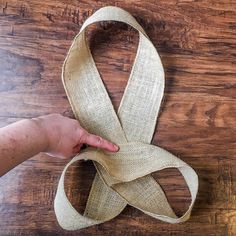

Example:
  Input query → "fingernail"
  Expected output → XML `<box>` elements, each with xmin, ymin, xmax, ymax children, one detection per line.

<box><xmin>113</xmin><ymin>144</ymin><xmax>119</xmax><ymax>151</ymax></box>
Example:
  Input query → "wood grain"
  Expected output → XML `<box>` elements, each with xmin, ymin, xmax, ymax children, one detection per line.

<box><xmin>0</xmin><ymin>0</ymin><xmax>235</xmax><ymax>235</ymax></box>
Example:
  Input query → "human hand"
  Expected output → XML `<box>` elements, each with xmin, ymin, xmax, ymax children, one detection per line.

<box><xmin>34</xmin><ymin>114</ymin><xmax>119</xmax><ymax>159</ymax></box>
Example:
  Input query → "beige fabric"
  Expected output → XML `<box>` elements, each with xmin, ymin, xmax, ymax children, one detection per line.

<box><xmin>54</xmin><ymin>6</ymin><xmax>199</xmax><ymax>230</ymax></box>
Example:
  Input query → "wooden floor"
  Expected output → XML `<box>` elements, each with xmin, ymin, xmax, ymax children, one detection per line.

<box><xmin>0</xmin><ymin>0</ymin><xmax>236</xmax><ymax>235</ymax></box>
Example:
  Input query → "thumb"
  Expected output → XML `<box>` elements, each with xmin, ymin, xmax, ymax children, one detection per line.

<box><xmin>80</xmin><ymin>131</ymin><xmax>119</xmax><ymax>152</ymax></box>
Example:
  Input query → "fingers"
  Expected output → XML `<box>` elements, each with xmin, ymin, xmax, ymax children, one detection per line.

<box><xmin>80</xmin><ymin>131</ymin><xmax>119</xmax><ymax>152</ymax></box>
<box><xmin>73</xmin><ymin>143</ymin><xmax>83</xmax><ymax>154</ymax></box>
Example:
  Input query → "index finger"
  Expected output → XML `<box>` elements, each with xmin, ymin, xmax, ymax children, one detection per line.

<box><xmin>81</xmin><ymin>132</ymin><xmax>119</xmax><ymax>152</ymax></box>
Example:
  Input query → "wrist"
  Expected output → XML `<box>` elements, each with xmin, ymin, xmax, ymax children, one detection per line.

<box><xmin>29</xmin><ymin>117</ymin><xmax>51</xmax><ymax>153</ymax></box>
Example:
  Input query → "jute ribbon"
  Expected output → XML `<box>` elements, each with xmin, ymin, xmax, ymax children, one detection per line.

<box><xmin>54</xmin><ymin>6</ymin><xmax>199</xmax><ymax>230</ymax></box>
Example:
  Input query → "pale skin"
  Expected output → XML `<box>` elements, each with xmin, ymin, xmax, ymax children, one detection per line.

<box><xmin>0</xmin><ymin>113</ymin><xmax>119</xmax><ymax>177</ymax></box>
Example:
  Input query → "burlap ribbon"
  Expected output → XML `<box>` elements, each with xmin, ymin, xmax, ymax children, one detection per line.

<box><xmin>54</xmin><ymin>6</ymin><xmax>199</xmax><ymax>230</ymax></box>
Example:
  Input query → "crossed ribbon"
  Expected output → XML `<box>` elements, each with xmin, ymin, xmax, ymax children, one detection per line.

<box><xmin>54</xmin><ymin>6</ymin><xmax>199</xmax><ymax>230</ymax></box>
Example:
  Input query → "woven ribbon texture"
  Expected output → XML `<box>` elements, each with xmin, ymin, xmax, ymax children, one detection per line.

<box><xmin>54</xmin><ymin>6</ymin><xmax>199</xmax><ymax>230</ymax></box>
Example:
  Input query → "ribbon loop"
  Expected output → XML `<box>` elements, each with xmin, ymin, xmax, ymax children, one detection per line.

<box><xmin>54</xmin><ymin>6</ymin><xmax>199</xmax><ymax>230</ymax></box>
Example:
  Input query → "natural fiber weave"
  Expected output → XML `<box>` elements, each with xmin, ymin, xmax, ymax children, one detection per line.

<box><xmin>54</xmin><ymin>6</ymin><xmax>199</xmax><ymax>230</ymax></box>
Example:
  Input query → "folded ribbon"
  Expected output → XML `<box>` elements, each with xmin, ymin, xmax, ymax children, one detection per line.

<box><xmin>54</xmin><ymin>6</ymin><xmax>199</xmax><ymax>230</ymax></box>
